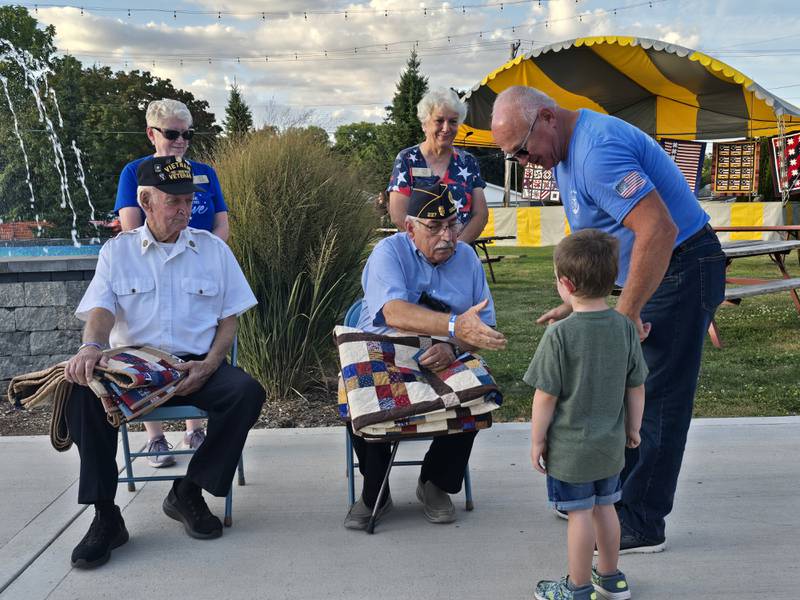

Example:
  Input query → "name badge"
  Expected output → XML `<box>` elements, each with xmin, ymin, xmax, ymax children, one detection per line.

<box><xmin>411</xmin><ymin>167</ymin><xmax>433</xmax><ymax>177</ymax></box>
<box><xmin>193</xmin><ymin>175</ymin><xmax>209</xmax><ymax>184</ymax></box>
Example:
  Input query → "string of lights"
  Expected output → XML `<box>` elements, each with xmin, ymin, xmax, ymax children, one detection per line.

<box><xmin>16</xmin><ymin>0</ymin><xmax>570</xmax><ymax>20</ymax></box>
<box><xmin>61</xmin><ymin>0</ymin><xmax>668</xmax><ymax>67</ymax></box>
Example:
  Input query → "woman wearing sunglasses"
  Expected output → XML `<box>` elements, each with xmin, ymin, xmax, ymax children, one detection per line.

<box><xmin>113</xmin><ymin>98</ymin><xmax>229</xmax><ymax>462</ymax></box>
<box><xmin>387</xmin><ymin>87</ymin><xmax>488</xmax><ymax>244</ymax></box>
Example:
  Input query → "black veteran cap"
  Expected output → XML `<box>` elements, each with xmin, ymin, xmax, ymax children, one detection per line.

<box><xmin>136</xmin><ymin>156</ymin><xmax>204</xmax><ymax>195</ymax></box>
<box><xmin>408</xmin><ymin>183</ymin><xmax>457</xmax><ymax>220</ymax></box>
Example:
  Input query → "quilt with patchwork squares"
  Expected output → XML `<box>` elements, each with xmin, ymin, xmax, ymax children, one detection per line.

<box><xmin>334</xmin><ymin>326</ymin><xmax>502</xmax><ymax>439</ymax></box>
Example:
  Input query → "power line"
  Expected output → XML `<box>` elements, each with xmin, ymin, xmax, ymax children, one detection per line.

<box><xmin>16</xmin><ymin>0</ymin><xmax>564</xmax><ymax>20</ymax></box>
<box><xmin>60</xmin><ymin>0</ymin><xmax>670</xmax><ymax>66</ymax></box>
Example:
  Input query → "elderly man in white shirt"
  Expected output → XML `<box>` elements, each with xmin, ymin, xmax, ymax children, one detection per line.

<box><xmin>63</xmin><ymin>156</ymin><xmax>265</xmax><ymax>569</ymax></box>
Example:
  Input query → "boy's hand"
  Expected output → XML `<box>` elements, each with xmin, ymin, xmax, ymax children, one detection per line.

<box><xmin>626</xmin><ymin>429</ymin><xmax>641</xmax><ymax>449</ymax></box>
<box><xmin>530</xmin><ymin>441</ymin><xmax>547</xmax><ymax>474</ymax></box>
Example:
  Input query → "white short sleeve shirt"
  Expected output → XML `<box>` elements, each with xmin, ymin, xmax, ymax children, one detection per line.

<box><xmin>76</xmin><ymin>226</ymin><xmax>257</xmax><ymax>356</ymax></box>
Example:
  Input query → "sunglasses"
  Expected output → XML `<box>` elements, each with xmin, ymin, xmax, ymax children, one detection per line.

<box><xmin>152</xmin><ymin>126</ymin><xmax>195</xmax><ymax>141</ymax></box>
<box><xmin>505</xmin><ymin>114</ymin><xmax>538</xmax><ymax>163</ymax></box>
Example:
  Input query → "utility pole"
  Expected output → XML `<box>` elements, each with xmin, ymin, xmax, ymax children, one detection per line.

<box><xmin>503</xmin><ymin>41</ymin><xmax>522</xmax><ymax>208</ymax></box>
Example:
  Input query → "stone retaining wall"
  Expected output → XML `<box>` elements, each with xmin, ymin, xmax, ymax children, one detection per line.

<box><xmin>0</xmin><ymin>256</ymin><xmax>97</xmax><ymax>397</ymax></box>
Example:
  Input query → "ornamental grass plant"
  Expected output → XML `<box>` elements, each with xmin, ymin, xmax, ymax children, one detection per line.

<box><xmin>211</xmin><ymin>129</ymin><xmax>377</xmax><ymax>401</ymax></box>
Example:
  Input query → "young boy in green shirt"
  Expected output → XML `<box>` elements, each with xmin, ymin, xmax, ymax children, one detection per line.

<box><xmin>524</xmin><ymin>229</ymin><xmax>648</xmax><ymax>600</ymax></box>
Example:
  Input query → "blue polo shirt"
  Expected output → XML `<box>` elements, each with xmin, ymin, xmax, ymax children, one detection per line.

<box><xmin>114</xmin><ymin>156</ymin><xmax>228</xmax><ymax>232</ymax></box>
<box><xmin>358</xmin><ymin>233</ymin><xmax>496</xmax><ymax>334</ymax></box>
<box><xmin>554</xmin><ymin>110</ymin><xmax>709</xmax><ymax>285</ymax></box>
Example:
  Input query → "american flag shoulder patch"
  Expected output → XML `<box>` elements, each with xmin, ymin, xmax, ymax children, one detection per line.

<box><xmin>615</xmin><ymin>171</ymin><xmax>647</xmax><ymax>199</ymax></box>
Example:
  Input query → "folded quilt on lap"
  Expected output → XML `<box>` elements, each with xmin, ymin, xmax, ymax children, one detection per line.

<box><xmin>7</xmin><ymin>346</ymin><xmax>185</xmax><ymax>451</ymax></box>
<box><xmin>334</xmin><ymin>326</ymin><xmax>502</xmax><ymax>439</ymax></box>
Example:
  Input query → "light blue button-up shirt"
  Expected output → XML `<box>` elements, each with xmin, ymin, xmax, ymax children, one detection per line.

<box><xmin>358</xmin><ymin>233</ymin><xmax>496</xmax><ymax>334</ymax></box>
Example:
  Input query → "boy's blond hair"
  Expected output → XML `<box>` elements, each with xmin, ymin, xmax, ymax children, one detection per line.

<box><xmin>553</xmin><ymin>229</ymin><xmax>619</xmax><ymax>298</ymax></box>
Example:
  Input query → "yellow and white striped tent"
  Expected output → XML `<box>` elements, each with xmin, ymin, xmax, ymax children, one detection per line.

<box><xmin>458</xmin><ymin>35</ymin><xmax>800</xmax><ymax>146</ymax></box>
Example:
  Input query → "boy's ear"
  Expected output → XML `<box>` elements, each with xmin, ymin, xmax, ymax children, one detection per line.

<box><xmin>557</xmin><ymin>275</ymin><xmax>576</xmax><ymax>294</ymax></box>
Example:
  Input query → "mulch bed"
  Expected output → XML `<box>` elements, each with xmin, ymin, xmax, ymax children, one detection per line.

<box><xmin>0</xmin><ymin>386</ymin><xmax>342</xmax><ymax>437</ymax></box>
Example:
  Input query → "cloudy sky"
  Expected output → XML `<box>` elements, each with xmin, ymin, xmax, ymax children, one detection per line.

<box><xmin>24</xmin><ymin>0</ymin><xmax>800</xmax><ymax>134</ymax></box>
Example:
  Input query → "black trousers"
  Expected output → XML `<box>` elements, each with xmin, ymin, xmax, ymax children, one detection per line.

<box><xmin>66</xmin><ymin>361</ymin><xmax>265</xmax><ymax>504</ymax></box>
<box><xmin>348</xmin><ymin>424</ymin><xmax>477</xmax><ymax>507</ymax></box>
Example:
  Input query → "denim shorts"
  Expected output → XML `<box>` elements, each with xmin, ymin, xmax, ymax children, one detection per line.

<box><xmin>546</xmin><ymin>473</ymin><xmax>622</xmax><ymax>512</ymax></box>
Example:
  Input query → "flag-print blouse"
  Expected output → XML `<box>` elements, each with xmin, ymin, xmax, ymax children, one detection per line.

<box><xmin>387</xmin><ymin>145</ymin><xmax>486</xmax><ymax>225</ymax></box>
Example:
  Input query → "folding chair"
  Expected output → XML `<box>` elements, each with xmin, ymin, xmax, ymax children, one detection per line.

<box><xmin>342</xmin><ymin>298</ymin><xmax>474</xmax><ymax>533</ymax></box>
<box><xmin>119</xmin><ymin>337</ymin><xmax>245</xmax><ymax>527</ymax></box>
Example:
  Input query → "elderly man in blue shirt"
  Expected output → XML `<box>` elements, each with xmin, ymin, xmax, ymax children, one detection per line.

<box><xmin>346</xmin><ymin>183</ymin><xmax>507</xmax><ymax>530</ymax></box>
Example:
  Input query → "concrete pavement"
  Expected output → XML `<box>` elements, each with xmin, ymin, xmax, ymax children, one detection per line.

<box><xmin>0</xmin><ymin>418</ymin><xmax>797</xmax><ymax>599</ymax></box>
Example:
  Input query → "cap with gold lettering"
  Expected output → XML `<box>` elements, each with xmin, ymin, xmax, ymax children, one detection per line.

<box><xmin>407</xmin><ymin>183</ymin><xmax>457</xmax><ymax>220</ymax></box>
<box><xmin>136</xmin><ymin>156</ymin><xmax>204</xmax><ymax>195</ymax></box>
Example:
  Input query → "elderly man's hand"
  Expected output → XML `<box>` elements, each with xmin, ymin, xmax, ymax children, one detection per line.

<box><xmin>173</xmin><ymin>359</ymin><xmax>217</xmax><ymax>396</ymax></box>
<box><xmin>64</xmin><ymin>346</ymin><xmax>108</xmax><ymax>386</ymax></box>
<box><xmin>418</xmin><ymin>343</ymin><xmax>456</xmax><ymax>372</ymax></box>
<box><xmin>454</xmin><ymin>299</ymin><xmax>507</xmax><ymax>350</ymax></box>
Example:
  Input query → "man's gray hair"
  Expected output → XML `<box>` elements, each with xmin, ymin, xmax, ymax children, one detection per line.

<box><xmin>136</xmin><ymin>185</ymin><xmax>153</xmax><ymax>209</ymax></box>
<box><xmin>146</xmin><ymin>99</ymin><xmax>193</xmax><ymax>128</ymax></box>
<box><xmin>493</xmin><ymin>86</ymin><xmax>556</xmax><ymax>124</ymax></box>
<box><xmin>417</xmin><ymin>87</ymin><xmax>467</xmax><ymax>126</ymax></box>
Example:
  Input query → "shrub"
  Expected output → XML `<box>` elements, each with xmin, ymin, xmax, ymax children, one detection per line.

<box><xmin>212</xmin><ymin>129</ymin><xmax>377</xmax><ymax>401</ymax></box>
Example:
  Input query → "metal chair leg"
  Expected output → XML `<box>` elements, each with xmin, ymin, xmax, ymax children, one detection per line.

<box><xmin>463</xmin><ymin>466</ymin><xmax>474</xmax><ymax>511</ymax></box>
<box><xmin>120</xmin><ymin>423</ymin><xmax>136</xmax><ymax>492</ymax></box>
<box><xmin>346</xmin><ymin>429</ymin><xmax>355</xmax><ymax>507</ymax></box>
<box><xmin>367</xmin><ymin>440</ymin><xmax>399</xmax><ymax>534</ymax></box>
<box><xmin>237</xmin><ymin>454</ymin><xmax>245</xmax><ymax>486</ymax></box>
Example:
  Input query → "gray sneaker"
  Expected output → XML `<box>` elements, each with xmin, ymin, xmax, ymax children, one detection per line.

<box><xmin>343</xmin><ymin>495</ymin><xmax>393</xmax><ymax>530</ymax></box>
<box><xmin>592</xmin><ymin>567</ymin><xmax>631</xmax><ymax>600</ymax></box>
<box><xmin>416</xmin><ymin>478</ymin><xmax>456</xmax><ymax>523</ymax></box>
<box><xmin>183</xmin><ymin>429</ymin><xmax>206</xmax><ymax>450</ymax></box>
<box><xmin>146</xmin><ymin>435</ymin><xmax>176</xmax><ymax>468</ymax></box>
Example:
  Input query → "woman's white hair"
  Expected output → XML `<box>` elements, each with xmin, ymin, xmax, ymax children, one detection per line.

<box><xmin>417</xmin><ymin>87</ymin><xmax>467</xmax><ymax>126</ymax></box>
<box><xmin>145</xmin><ymin>99</ymin><xmax>193</xmax><ymax>128</ymax></box>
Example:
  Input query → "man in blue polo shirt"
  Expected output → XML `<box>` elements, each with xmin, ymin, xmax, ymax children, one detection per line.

<box><xmin>346</xmin><ymin>183</ymin><xmax>506</xmax><ymax>530</ymax></box>
<box><xmin>492</xmin><ymin>86</ymin><xmax>726</xmax><ymax>554</ymax></box>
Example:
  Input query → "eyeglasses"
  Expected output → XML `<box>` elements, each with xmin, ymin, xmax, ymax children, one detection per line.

<box><xmin>413</xmin><ymin>219</ymin><xmax>463</xmax><ymax>236</ymax></box>
<box><xmin>152</xmin><ymin>127</ymin><xmax>195</xmax><ymax>141</ymax></box>
<box><xmin>505</xmin><ymin>114</ymin><xmax>538</xmax><ymax>163</ymax></box>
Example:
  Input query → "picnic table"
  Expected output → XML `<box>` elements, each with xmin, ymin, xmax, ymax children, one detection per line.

<box><xmin>714</xmin><ymin>225</ymin><xmax>800</xmax><ymax>264</ymax></box>
<box><xmin>470</xmin><ymin>236</ymin><xmax>516</xmax><ymax>283</ymax></box>
<box><xmin>707</xmin><ymin>238</ymin><xmax>800</xmax><ymax>348</ymax></box>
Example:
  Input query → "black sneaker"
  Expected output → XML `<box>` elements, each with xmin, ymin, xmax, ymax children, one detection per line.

<box><xmin>619</xmin><ymin>530</ymin><xmax>666</xmax><ymax>555</ymax></box>
<box><xmin>71</xmin><ymin>505</ymin><xmax>129</xmax><ymax>569</ymax></box>
<box><xmin>162</xmin><ymin>479</ymin><xmax>222</xmax><ymax>540</ymax></box>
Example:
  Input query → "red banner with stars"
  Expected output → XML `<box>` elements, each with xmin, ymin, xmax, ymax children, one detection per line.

<box><xmin>771</xmin><ymin>132</ymin><xmax>800</xmax><ymax>194</ymax></box>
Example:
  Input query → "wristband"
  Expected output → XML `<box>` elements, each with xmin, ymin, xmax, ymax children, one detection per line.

<box><xmin>448</xmin><ymin>313</ymin><xmax>457</xmax><ymax>338</ymax></box>
<box><xmin>78</xmin><ymin>342</ymin><xmax>104</xmax><ymax>352</ymax></box>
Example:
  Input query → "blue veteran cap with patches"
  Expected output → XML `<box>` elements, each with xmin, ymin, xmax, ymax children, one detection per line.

<box><xmin>136</xmin><ymin>155</ymin><xmax>204</xmax><ymax>195</ymax></box>
<box><xmin>408</xmin><ymin>183</ymin><xmax>457</xmax><ymax>220</ymax></box>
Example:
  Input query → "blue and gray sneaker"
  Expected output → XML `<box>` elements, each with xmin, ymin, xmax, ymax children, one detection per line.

<box><xmin>534</xmin><ymin>576</ymin><xmax>597</xmax><ymax>600</ymax></box>
<box><xmin>591</xmin><ymin>567</ymin><xmax>631</xmax><ymax>600</ymax></box>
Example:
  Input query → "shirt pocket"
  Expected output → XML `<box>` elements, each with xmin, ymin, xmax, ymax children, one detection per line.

<box><xmin>181</xmin><ymin>277</ymin><xmax>222</xmax><ymax>318</ymax></box>
<box><xmin>111</xmin><ymin>277</ymin><xmax>155</xmax><ymax>315</ymax></box>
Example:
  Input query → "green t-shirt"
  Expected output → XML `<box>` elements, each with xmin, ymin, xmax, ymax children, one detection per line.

<box><xmin>523</xmin><ymin>309</ymin><xmax>648</xmax><ymax>483</ymax></box>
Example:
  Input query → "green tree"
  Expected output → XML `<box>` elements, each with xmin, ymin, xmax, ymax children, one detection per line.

<box><xmin>223</xmin><ymin>82</ymin><xmax>253</xmax><ymax>136</ymax></box>
<box><xmin>384</xmin><ymin>50</ymin><xmax>428</xmax><ymax>156</ymax></box>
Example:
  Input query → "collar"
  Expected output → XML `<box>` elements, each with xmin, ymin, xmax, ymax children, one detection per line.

<box><xmin>138</xmin><ymin>224</ymin><xmax>199</xmax><ymax>255</ymax></box>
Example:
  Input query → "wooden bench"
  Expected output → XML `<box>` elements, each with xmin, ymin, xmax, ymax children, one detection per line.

<box><xmin>724</xmin><ymin>277</ymin><xmax>800</xmax><ymax>301</ymax></box>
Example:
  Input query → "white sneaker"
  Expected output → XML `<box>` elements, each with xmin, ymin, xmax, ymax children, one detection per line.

<box><xmin>146</xmin><ymin>435</ymin><xmax>176</xmax><ymax>468</ymax></box>
<box><xmin>183</xmin><ymin>429</ymin><xmax>206</xmax><ymax>450</ymax></box>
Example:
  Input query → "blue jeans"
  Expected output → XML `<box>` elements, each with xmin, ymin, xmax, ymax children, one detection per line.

<box><xmin>618</xmin><ymin>225</ymin><xmax>725</xmax><ymax>542</ymax></box>
<box><xmin>547</xmin><ymin>474</ymin><xmax>622</xmax><ymax>512</ymax></box>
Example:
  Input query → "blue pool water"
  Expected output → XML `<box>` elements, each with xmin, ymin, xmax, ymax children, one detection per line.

<box><xmin>0</xmin><ymin>245</ymin><xmax>102</xmax><ymax>258</ymax></box>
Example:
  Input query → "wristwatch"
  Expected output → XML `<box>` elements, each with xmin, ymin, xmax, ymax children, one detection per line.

<box><xmin>78</xmin><ymin>342</ymin><xmax>105</xmax><ymax>352</ymax></box>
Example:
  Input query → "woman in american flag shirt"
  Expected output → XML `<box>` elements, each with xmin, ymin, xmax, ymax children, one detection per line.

<box><xmin>387</xmin><ymin>88</ymin><xmax>489</xmax><ymax>243</ymax></box>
